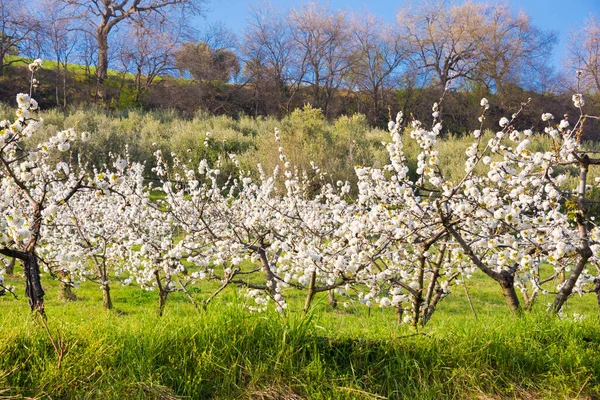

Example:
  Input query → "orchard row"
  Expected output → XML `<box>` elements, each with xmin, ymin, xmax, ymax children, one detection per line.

<box><xmin>1</xmin><ymin>63</ymin><xmax>599</xmax><ymax>327</ymax></box>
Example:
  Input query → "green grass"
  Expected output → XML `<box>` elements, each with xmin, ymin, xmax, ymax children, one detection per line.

<box><xmin>1</xmin><ymin>267</ymin><xmax>600</xmax><ymax>399</ymax></box>
<box><xmin>5</xmin><ymin>55</ymin><xmax>138</xmax><ymax>80</ymax></box>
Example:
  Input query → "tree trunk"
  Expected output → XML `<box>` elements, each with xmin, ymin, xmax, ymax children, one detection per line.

<box><xmin>445</xmin><ymin>223</ymin><xmax>521</xmax><ymax>315</ymax></box>
<box><xmin>96</xmin><ymin>29</ymin><xmax>109</xmax><ymax>99</ymax></box>
<box><xmin>257</xmin><ymin>246</ymin><xmax>286</xmax><ymax>315</ymax></box>
<box><xmin>58</xmin><ymin>270</ymin><xmax>77</xmax><ymax>301</ymax></box>
<box><xmin>552</xmin><ymin>247</ymin><xmax>592</xmax><ymax>312</ymax></box>
<box><xmin>102</xmin><ymin>283</ymin><xmax>113</xmax><ymax>310</ymax></box>
<box><xmin>499</xmin><ymin>271</ymin><xmax>521</xmax><ymax>315</ymax></box>
<box><xmin>371</xmin><ymin>86</ymin><xmax>380</xmax><ymax>125</ymax></box>
<box><xmin>327</xmin><ymin>289</ymin><xmax>337</xmax><ymax>308</ymax></box>
<box><xmin>595</xmin><ymin>278</ymin><xmax>600</xmax><ymax>311</ymax></box>
<box><xmin>63</xmin><ymin>62</ymin><xmax>68</xmax><ymax>108</ymax></box>
<box><xmin>23</xmin><ymin>253</ymin><xmax>45</xmax><ymax>316</ymax></box>
<box><xmin>422</xmin><ymin>288</ymin><xmax>443</xmax><ymax>326</ymax></box>
<box><xmin>303</xmin><ymin>271</ymin><xmax>317</xmax><ymax>313</ymax></box>
<box><xmin>134</xmin><ymin>66</ymin><xmax>142</xmax><ymax>103</ymax></box>
<box><xmin>117</xmin><ymin>71</ymin><xmax>127</xmax><ymax>105</ymax></box>
<box><xmin>257</xmin><ymin>247</ymin><xmax>277</xmax><ymax>298</ymax></box>
<box><xmin>395</xmin><ymin>305</ymin><xmax>403</xmax><ymax>325</ymax></box>
<box><xmin>55</xmin><ymin>56</ymin><xmax>60</xmax><ymax>107</ymax></box>
<box><xmin>158</xmin><ymin>289</ymin><xmax>168</xmax><ymax>317</ymax></box>
<box><xmin>552</xmin><ymin>157</ymin><xmax>591</xmax><ymax>313</ymax></box>
<box><xmin>412</xmin><ymin>253</ymin><xmax>426</xmax><ymax>328</ymax></box>
<box><xmin>59</xmin><ymin>281</ymin><xmax>77</xmax><ymax>302</ymax></box>
<box><xmin>85</xmin><ymin>63</ymin><xmax>92</xmax><ymax>101</ymax></box>
<box><xmin>6</xmin><ymin>258</ymin><xmax>15</xmax><ymax>275</ymax></box>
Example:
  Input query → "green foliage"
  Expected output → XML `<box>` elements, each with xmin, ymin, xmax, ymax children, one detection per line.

<box><xmin>332</xmin><ymin>113</ymin><xmax>369</xmax><ymax>139</ymax></box>
<box><xmin>8</xmin><ymin>103</ymin><xmax>600</xmax><ymax>194</ymax></box>
<box><xmin>289</xmin><ymin>104</ymin><xmax>330</xmax><ymax>145</ymax></box>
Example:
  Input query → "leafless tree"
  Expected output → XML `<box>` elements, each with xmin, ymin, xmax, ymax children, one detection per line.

<box><xmin>398</xmin><ymin>1</ymin><xmax>486</xmax><ymax>94</ymax></box>
<box><xmin>121</xmin><ymin>15</ymin><xmax>184</xmax><ymax>102</ymax></box>
<box><xmin>567</xmin><ymin>16</ymin><xmax>600</xmax><ymax>94</ymax></box>
<box><xmin>56</xmin><ymin>0</ymin><xmax>204</xmax><ymax>97</ymax></box>
<box><xmin>289</xmin><ymin>2</ymin><xmax>352</xmax><ymax>117</ymax></box>
<box><xmin>75</xmin><ymin>33</ymin><xmax>98</xmax><ymax>101</ymax></box>
<box><xmin>242</xmin><ymin>2</ymin><xmax>293</xmax><ymax>114</ymax></box>
<box><xmin>38</xmin><ymin>0</ymin><xmax>80</xmax><ymax>108</ymax></box>
<box><xmin>475</xmin><ymin>4</ymin><xmax>557</xmax><ymax>96</ymax></box>
<box><xmin>0</xmin><ymin>0</ymin><xmax>38</xmax><ymax>74</ymax></box>
<box><xmin>347</xmin><ymin>12</ymin><xmax>407</xmax><ymax>123</ymax></box>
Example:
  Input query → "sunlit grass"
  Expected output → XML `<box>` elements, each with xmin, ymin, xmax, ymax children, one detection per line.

<box><xmin>1</xmin><ymin>265</ymin><xmax>599</xmax><ymax>399</ymax></box>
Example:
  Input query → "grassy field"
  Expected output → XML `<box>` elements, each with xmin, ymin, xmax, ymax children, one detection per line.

<box><xmin>1</xmin><ymin>265</ymin><xmax>600</xmax><ymax>399</ymax></box>
<box><xmin>2</xmin><ymin>99</ymin><xmax>600</xmax><ymax>399</ymax></box>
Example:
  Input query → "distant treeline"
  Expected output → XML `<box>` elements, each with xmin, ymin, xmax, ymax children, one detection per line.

<box><xmin>2</xmin><ymin>63</ymin><xmax>598</xmax><ymax>139</ymax></box>
<box><xmin>1</xmin><ymin>1</ymin><xmax>598</xmax><ymax>135</ymax></box>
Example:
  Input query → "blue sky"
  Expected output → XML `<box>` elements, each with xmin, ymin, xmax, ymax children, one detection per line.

<box><xmin>201</xmin><ymin>0</ymin><xmax>600</xmax><ymax>69</ymax></box>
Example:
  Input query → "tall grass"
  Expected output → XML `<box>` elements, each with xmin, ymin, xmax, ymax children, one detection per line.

<box><xmin>1</xmin><ymin>302</ymin><xmax>599</xmax><ymax>399</ymax></box>
<box><xmin>1</xmin><ymin>268</ymin><xmax>600</xmax><ymax>399</ymax></box>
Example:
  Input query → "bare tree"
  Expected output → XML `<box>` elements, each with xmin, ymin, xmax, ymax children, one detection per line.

<box><xmin>398</xmin><ymin>1</ymin><xmax>486</xmax><ymax>94</ymax></box>
<box><xmin>347</xmin><ymin>12</ymin><xmax>406</xmax><ymax>123</ymax></box>
<box><xmin>567</xmin><ymin>16</ymin><xmax>600</xmax><ymax>94</ymax></box>
<box><xmin>76</xmin><ymin>33</ymin><xmax>98</xmax><ymax>101</ymax></box>
<box><xmin>38</xmin><ymin>0</ymin><xmax>80</xmax><ymax>108</ymax></box>
<box><xmin>242</xmin><ymin>3</ymin><xmax>293</xmax><ymax>114</ymax></box>
<box><xmin>57</xmin><ymin>0</ymin><xmax>204</xmax><ymax>97</ymax></box>
<box><xmin>289</xmin><ymin>2</ymin><xmax>352</xmax><ymax>116</ymax></box>
<box><xmin>121</xmin><ymin>16</ymin><xmax>184</xmax><ymax>102</ymax></box>
<box><xmin>0</xmin><ymin>0</ymin><xmax>38</xmax><ymax>74</ymax></box>
<box><xmin>475</xmin><ymin>4</ymin><xmax>556</xmax><ymax>96</ymax></box>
